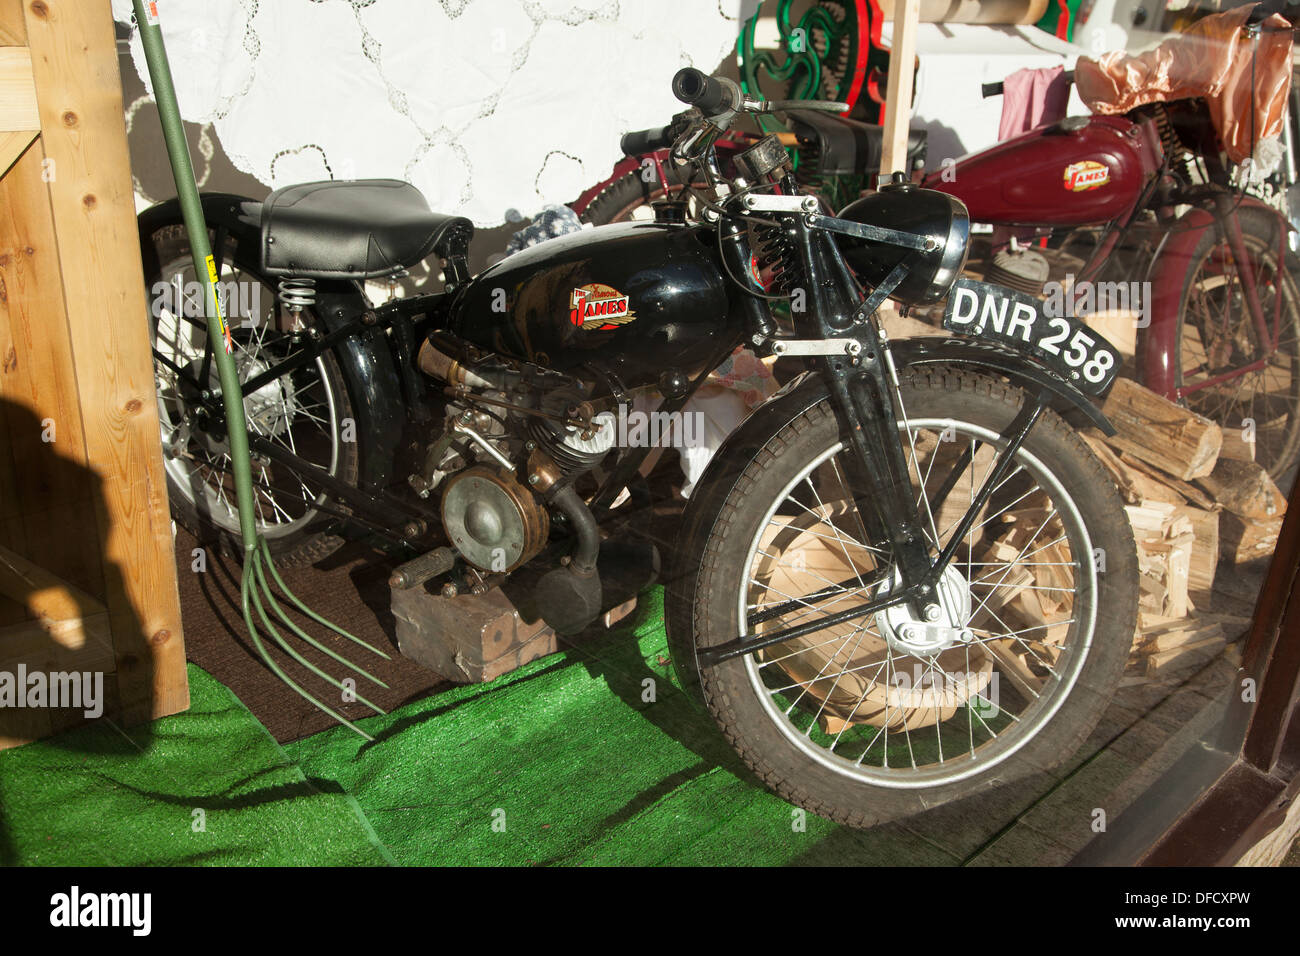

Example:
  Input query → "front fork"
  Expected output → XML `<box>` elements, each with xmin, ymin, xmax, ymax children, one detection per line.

<box><xmin>1214</xmin><ymin>192</ymin><xmax>1279</xmax><ymax>352</ymax></box>
<box><xmin>699</xmin><ymin>220</ymin><xmax>1050</xmax><ymax>664</ymax></box>
<box><xmin>819</xmin><ymin>331</ymin><xmax>1048</xmax><ymax>609</ymax></box>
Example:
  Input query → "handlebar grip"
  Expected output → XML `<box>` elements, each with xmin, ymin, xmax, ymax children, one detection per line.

<box><xmin>672</xmin><ymin>67</ymin><xmax>736</xmax><ymax>115</ymax></box>
<box><xmin>1247</xmin><ymin>0</ymin><xmax>1279</xmax><ymax>26</ymax></box>
<box><xmin>1245</xmin><ymin>0</ymin><xmax>1300</xmax><ymax>25</ymax></box>
<box><xmin>620</xmin><ymin>125</ymin><xmax>674</xmax><ymax>157</ymax></box>
<box><xmin>982</xmin><ymin>69</ymin><xmax>1074</xmax><ymax>99</ymax></box>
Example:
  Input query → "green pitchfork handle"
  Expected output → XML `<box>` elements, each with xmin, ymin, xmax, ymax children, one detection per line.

<box><xmin>132</xmin><ymin>0</ymin><xmax>258</xmax><ymax>552</ymax></box>
<box><xmin>129</xmin><ymin>1</ymin><xmax>391</xmax><ymax>739</ymax></box>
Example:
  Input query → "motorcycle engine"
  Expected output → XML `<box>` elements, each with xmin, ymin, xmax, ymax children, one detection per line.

<box><xmin>411</xmin><ymin>336</ymin><xmax>618</xmax><ymax>575</ymax></box>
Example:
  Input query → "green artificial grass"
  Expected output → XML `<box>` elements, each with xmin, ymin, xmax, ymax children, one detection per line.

<box><xmin>0</xmin><ymin>592</ymin><xmax>969</xmax><ymax>866</ymax></box>
<box><xmin>0</xmin><ymin>663</ymin><xmax>392</xmax><ymax>866</ymax></box>
<box><xmin>286</xmin><ymin>587</ymin><xmax>959</xmax><ymax>866</ymax></box>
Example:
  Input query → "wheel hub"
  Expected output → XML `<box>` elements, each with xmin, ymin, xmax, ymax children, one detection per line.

<box><xmin>239</xmin><ymin>356</ymin><xmax>299</xmax><ymax>437</ymax></box>
<box><xmin>875</xmin><ymin>564</ymin><xmax>973</xmax><ymax>658</ymax></box>
<box><xmin>174</xmin><ymin>354</ymin><xmax>297</xmax><ymax>459</ymax></box>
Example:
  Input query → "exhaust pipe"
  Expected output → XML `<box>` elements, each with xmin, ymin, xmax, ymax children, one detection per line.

<box><xmin>417</xmin><ymin>339</ymin><xmax>496</xmax><ymax>389</ymax></box>
<box><xmin>533</xmin><ymin>484</ymin><xmax>602</xmax><ymax>635</ymax></box>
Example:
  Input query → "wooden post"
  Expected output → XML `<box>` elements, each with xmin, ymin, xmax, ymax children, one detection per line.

<box><xmin>880</xmin><ymin>0</ymin><xmax>921</xmax><ymax>179</ymax></box>
<box><xmin>0</xmin><ymin>0</ymin><xmax>187</xmax><ymax>746</ymax></box>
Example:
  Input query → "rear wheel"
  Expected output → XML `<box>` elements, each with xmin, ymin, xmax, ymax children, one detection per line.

<box><xmin>146</xmin><ymin>225</ymin><xmax>359</xmax><ymax>566</ymax></box>
<box><xmin>667</xmin><ymin>369</ymin><xmax>1138</xmax><ymax>827</ymax></box>
<box><xmin>1174</xmin><ymin>206</ymin><xmax>1300</xmax><ymax>486</ymax></box>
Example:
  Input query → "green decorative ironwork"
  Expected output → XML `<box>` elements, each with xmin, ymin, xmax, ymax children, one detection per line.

<box><xmin>133</xmin><ymin>0</ymin><xmax>389</xmax><ymax>739</ymax></box>
<box><xmin>737</xmin><ymin>0</ymin><xmax>861</xmax><ymax>113</ymax></box>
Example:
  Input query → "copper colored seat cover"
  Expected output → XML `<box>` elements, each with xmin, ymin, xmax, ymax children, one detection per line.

<box><xmin>1075</xmin><ymin>5</ymin><xmax>1292</xmax><ymax>163</ymax></box>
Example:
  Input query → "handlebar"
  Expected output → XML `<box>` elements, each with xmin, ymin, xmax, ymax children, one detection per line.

<box><xmin>634</xmin><ymin>69</ymin><xmax>849</xmax><ymax>168</ymax></box>
<box><xmin>672</xmin><ymin>67</ymin><xmax>742</xmax><ymax>116</ymax></box>
<box><xmin>621</xmin><ymin>123</ymin><xmax>676</xmax><ymax>157</ymax></box>
<box><xmin>1246</xmin><ymin>0</ymin><xmax>1300</xmax><ymax>26</ymax></box>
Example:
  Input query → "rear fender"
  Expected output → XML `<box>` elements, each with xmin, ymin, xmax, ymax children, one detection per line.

<box><xmin>137</xmin><ymin>193</ymin><xmax>263</xmax><ymax>277</ymax></box>
<box><xmin>137</xmin><ymin>194</ymin><xmax>404</xmax><ymax>491</ymax></box>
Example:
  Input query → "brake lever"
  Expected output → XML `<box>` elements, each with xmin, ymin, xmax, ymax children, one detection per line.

<box><xmin>670</xmin><ymin>121</ymin><xmax>720</xmax><ymax>166</ymax></box>
<box><xmin>761</xmin><ymin>99</ymin><xmax>851</xmax><ymax>114</ymax></box>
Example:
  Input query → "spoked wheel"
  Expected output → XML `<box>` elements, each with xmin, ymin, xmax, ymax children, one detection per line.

<box><xmin>1176</xmin><ymin>206</ymin><xmax>1300</xmax><ymax>486</ymax></box>
<box><xmin>148</xmin><ymin>227</ymin><xmax>358</xmax><ymax>565</ymax></box>
<box><xmin>667</xmin><ymin>369</ymin><xmax>1138</xmax><ymax>827</ymax></box>
<box><xmin>578</xmin><ymin>173</ymin><xmax>707</xmax><ymax>226</ymax></box>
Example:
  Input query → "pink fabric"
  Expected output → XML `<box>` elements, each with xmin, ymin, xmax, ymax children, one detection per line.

<box><xmin>997</xmin><ymin>66</ymin><xmax>1071</xmax><ymax>140</ymax></box>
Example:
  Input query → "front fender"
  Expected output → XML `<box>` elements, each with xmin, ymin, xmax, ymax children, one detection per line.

<box><xmin>890</xmin><ymin>336</ymin><xmax>1115</xmax><ymax>434</ymax></box>
<box><xmin>685</xmin><ymin>335</ymin><xmax>1114</xmax><ymax>551</ymax></box>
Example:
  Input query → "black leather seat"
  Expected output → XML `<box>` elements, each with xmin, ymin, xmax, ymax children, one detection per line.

<box><xmin>259</xmin><ymin>179</ymin><xmax>473</xmax><ymax>280</ymax></box>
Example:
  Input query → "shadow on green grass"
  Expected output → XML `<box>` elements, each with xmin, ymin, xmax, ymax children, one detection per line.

<box><xmin>0</xmin><ymin>399</ymin><xmax>158</xmax><ymax>865</ymax></box>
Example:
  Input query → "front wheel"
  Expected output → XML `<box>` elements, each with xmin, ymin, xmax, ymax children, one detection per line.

<box><xmin>666</xmin><ymin>369</ymin><xmax>1138</xmax><ymax>828</ymax></box>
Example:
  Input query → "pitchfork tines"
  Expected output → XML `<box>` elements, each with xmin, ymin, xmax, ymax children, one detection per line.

<box><xmin>240</xmin><ymin>536</ymin><xmax>390</xmax><ymax>740</ymax></box>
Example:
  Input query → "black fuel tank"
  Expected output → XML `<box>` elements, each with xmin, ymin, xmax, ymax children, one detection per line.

<box><xmin>447</xmin><ymin>221</ymin><xmax>738</xmax><ymax>387</ymax></box>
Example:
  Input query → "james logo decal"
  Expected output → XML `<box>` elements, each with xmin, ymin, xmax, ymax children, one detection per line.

<box><xmin>1063</xmin><ymin>160</ymin><xmax>1109</xmax><ymax>192</ymax></box>
<box><xmin>569</xmin><ymin>283</ymin><xmax>636</xmax><ymax>330</ymax></box>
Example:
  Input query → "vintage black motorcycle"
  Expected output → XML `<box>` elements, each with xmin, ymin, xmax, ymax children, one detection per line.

<box><xmin>141</xmin><ymin>69</ymin><xmax>1137</xmax><ymax>827</ymax></box>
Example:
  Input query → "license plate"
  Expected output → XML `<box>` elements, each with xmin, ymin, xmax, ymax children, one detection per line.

<box><xmin>942</xmin><ymin>278</ymin><xmax>1120</xmax><ymax>397</ymax></box>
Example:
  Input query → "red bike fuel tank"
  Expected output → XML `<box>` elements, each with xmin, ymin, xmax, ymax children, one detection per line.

<box><xmin>446</xmin><ymin>220</ymin><xmax>738</xmax><ymax>388</ymax></box>
<box><xmin>921</xmin><ymin>115</ymin><xmax>1159</xmax><ymax>227</ymax></box>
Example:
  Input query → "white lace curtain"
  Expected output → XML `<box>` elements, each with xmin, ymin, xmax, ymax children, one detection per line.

<box><xmin>112</xmin><ymin>0</ymin><xmax>746</xmax><ymax>226</ymax></box>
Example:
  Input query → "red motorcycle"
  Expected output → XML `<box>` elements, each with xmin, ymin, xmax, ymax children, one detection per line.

<box><xmin>925</xmin><ymin>2</ymin><xmax>1300</xmax><ymax>482</ymax></box>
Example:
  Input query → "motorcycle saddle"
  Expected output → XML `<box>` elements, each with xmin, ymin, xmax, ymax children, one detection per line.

<box><xmin>259</xmin><ymin>179</ymin><xmax>473</xmax><ymax>280</ymax></box>
<box><xmin>785</xmin><ymin>109</ymin><xmax>928</xmax><ymax>179</ymax></box>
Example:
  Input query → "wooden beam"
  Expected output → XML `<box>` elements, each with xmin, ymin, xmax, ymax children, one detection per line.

<box><xmin>22</xmin><ymin>0</ymin><xmax>187</xmax><ymax>723</ymax></box>
<box><xmin>879</xmin><ymin>0</ymin><xmax>921</xmax><ymax>179</ymax></box>
<box><xmin>1101</xmin><ymin>376</ymin><xmax>1222</xmax><ymax>480</ymax></box>
<box><xmin>0</xmin><ymin>136</ymin><xmax>108</xmax><ymax>602</ymax></box>
<box><xmin>0</xmin><ymin>0</ymin><xmax>25</xmax><ymax>47</ymax></box>
<box><xmin>886</xmin><ymin>0</ymin><xmax>1049</xmax><ymax>24</ymax></box>
<box><xmin>0</xmin><ymin>47</ymin><xmax>37</xmax><ymax>131</ymax></box>
<box><xmin>0</xmin><ymin>542</ymin><xmax>107</xmax><ymax>621</ymax></box>
<box><xmin>0</xmin><ymin>612</ymin><xmax>114</xmax><ymax>672</ymax></box>
<box><xmin>0</xmin><ymin>127</ymin><xmax>36</xmax><ymax>177</ymax></box>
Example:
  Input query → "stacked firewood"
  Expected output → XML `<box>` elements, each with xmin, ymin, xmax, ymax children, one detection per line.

<box><xmin>1083</xmin><ymin>378</ymin><xmax>1282</xmax><ymax>682</ymax></box>
<box><xmin>879</xmin><ymin>305</ymin><xmax>1277</xmax><ymax>682</ymax></box>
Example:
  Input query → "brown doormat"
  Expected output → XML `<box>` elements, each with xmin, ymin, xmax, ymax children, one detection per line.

<box><xmin>171</xmin><ymin>486</ymin><xmax>684</xmax><ymax>744</ymax></box>
<box><xmin>172</xmin><ymin>527</ymin><xmax>448</xmax><ymax>743</ymax></box>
